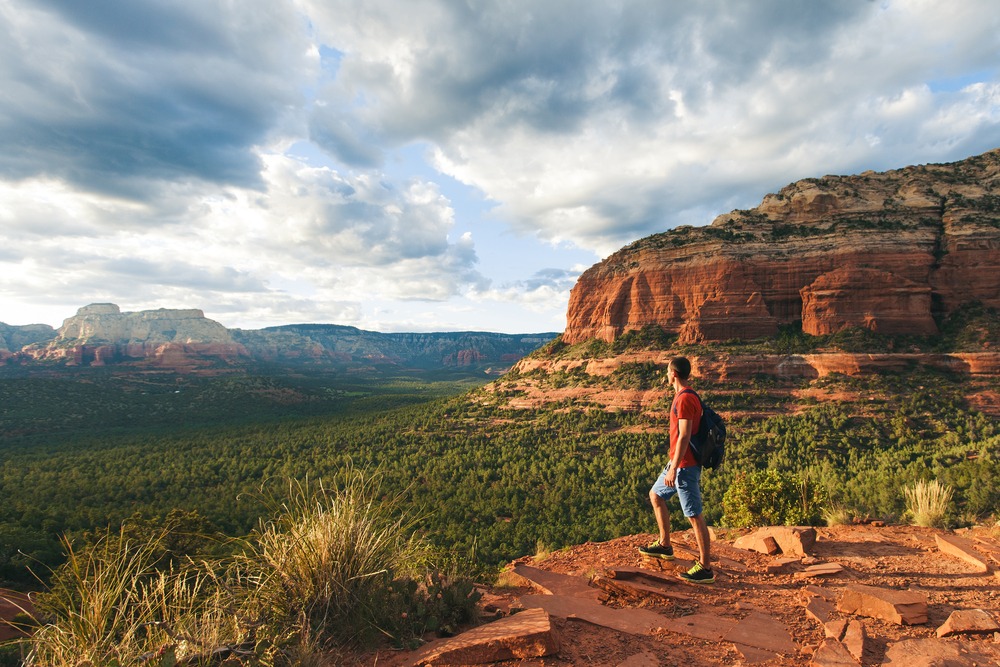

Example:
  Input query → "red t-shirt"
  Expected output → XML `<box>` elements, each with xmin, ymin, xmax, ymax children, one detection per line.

<box><xmin>670</xmin><ymin>388</ymin><xmax>702</xmax><ymax>468</ymax></box>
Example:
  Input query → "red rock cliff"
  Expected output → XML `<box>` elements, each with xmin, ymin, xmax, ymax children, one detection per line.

<box><xmin>564</xmin><ymin>149</ymin><xmax>1000</xmax><ymax>344</ymax></box>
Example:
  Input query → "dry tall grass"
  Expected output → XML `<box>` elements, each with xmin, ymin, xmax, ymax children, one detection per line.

<box><xmin>246</xmin><ymin>473</ymin><xmax>429</xmax><ymax>648</ymax></box>
<box><xmin>903</xmin><ymin>479</ymin><xmax>954</xmax><ymax>528</ymax></box>
<box><xmin>25</xmin><ymin>472</ymin><xmax>439</xmax><ymax>666</ymax></box>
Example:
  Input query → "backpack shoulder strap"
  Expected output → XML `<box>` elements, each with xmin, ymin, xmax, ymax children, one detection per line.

<box><xmin>679</xmin><ymin>387</ymin><xmax>701</xmax><ymax>403</ymax></box>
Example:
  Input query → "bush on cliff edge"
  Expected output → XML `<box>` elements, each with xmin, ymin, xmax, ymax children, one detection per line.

<box><xmin>24</xmin><ymin>472</ymin><xmax>480</xmax><ymax>666</ymax></box>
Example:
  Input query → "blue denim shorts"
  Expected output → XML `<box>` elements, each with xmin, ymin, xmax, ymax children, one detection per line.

<box><xmin>650</xmin><ymin>463</ymin><xmax>703</xmax><ymax>518</ymax></box>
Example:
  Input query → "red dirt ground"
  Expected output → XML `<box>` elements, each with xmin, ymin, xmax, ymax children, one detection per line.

<box><xmin>360</xmin><ymin>525</ymin><xmax>1000</xmax><ymax>667</ymax></box>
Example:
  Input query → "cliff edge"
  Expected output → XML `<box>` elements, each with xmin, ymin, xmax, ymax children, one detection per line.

<box><xmin>564</xmin><ymin>149</ymin><xmax>1000</xmax><ymax>344</ymax></box>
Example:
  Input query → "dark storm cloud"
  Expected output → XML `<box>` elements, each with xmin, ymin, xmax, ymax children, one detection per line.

<box><xmin>0</xmin><ymin>0</ymin><xmax>310</xmax><ymax>197</ymax></box>
<box><xmin>316</xmin><ymin>0</ymin><xmax>869</xmax><ymax>148</ymax></box>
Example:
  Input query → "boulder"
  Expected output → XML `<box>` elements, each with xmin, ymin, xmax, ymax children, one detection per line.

<box><xmin>837</xmin><ymin>584</ymin><xmax>927</xmax><ymax>625</ymax></box>
<box><xmin>733</xmin><ymin>527</ymin><xmax>816</xmax><ymax>557</ymax></box>
<box><xmin>936</xmin><ymin>609</ymin><xmax>1000</xmax><ymax>637</ymax></box>
<box><xmin>409</xmin><ymin>607</ymin><xmax>559</xmax><ymax>666</ymax></box>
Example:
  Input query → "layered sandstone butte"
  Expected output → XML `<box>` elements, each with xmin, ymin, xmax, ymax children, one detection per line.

<box><xmin>21</xmin><ymin>303</ymin><xmax>249</xmax><ymax>367</ymax></box>
<box><xmin>10</xmin><ymin>305</ymin><xmax>555</xmax><ymax>371</ymax></box>
<box><xmin>564</xmin><ymin>149</ymin><xmax>1000</xmax><ymax>344</ymax></box>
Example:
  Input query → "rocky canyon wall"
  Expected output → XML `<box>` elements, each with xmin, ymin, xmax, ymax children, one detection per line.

<box><xmin>564</xmin><ymin>149</ymin><xmax>1000</xmax><ymax>344</ymax></box>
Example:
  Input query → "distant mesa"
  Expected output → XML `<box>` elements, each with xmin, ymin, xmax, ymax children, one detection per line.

<box><xmin>564</xmin><ymin>148</ymin><xmax>1000</xmax><ymax>344</ymax></box>
<box><xmin>17</xmin><ymin>303</ymin><xmax>248</xmax><ymax>369</ymax></box>
<box><xmin>1</xmin><ymin>304</ymin><xmax>557</xmax><ymax>373</ymax></box>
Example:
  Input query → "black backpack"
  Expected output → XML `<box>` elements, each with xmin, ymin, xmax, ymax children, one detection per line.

<box><xmin>680</xmin><ymin>388</ymin><xmax>726</xmax><ymax>470</ymax></box>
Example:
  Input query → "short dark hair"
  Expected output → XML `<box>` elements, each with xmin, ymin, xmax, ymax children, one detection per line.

<box><xmin>669</xmin><ymin>356</ymin><xmax>692</xmax><ymax>380</ymax></box>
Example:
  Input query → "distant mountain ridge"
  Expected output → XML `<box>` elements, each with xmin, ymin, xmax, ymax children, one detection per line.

<box><xmin>1</xmin><ymin>303</ymin><xmax>556</xmax><ymax>373</ymax></box>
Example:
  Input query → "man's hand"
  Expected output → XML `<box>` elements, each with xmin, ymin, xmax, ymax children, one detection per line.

<box><xmin>663</xmin><ymin>466</ymin><xmax>677</xmax><ymax>487</ymax></box>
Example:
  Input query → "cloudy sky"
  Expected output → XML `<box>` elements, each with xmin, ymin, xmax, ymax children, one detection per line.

<box><xmin>1</xmin><ymin>1</ymin><xmax>999</xmax><ymax>333</ymax></box>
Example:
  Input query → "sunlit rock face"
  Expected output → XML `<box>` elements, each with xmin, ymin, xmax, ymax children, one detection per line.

<box><xmin>564</xmin><ymin>149</ymin><xmax>1000</xmax><ymax>344</ymax></box>
<box><xmin>22</xmin><ymin>303</ymin><xmax>248</xmax><ymax>368</ymax></box>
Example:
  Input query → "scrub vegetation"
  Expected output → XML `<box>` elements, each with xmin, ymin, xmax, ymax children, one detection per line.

<box><xmin>1</xmin><ymin>314</ymin><xmax>998</xmax><ymax>660</ymax></box>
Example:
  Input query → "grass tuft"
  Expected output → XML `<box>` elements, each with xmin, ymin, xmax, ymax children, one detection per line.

<box><xmin>26</xmin><ymin>471</ymin><xmax>480</xmax><ymax>665</ymax></box>
<box><xmin>821</xmin><ymin>505</ymin><xmax>854</xmax><ymax>527</ymax></box>
<box><xmin>903</xmin><ymin>480</ymin><xmax>954</xmax><ymax>528</ymax></box>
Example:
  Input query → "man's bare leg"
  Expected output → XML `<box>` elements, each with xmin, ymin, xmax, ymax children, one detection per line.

<box><xmin>688</xmin><ymin>513</ymin><xmax>711</xmax><ymax>567</ymax></box>
<box><xmin>649</xmin><ymin>490</ymin><xmax>672</xmax><ymax>547</ymax></box>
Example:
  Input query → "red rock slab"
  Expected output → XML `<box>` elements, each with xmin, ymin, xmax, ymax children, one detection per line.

<box><xmin>617</xmin><ymin>650</ymin><xmax>658</xmax><ymax>667</ymax></box>
<box><xmin>709</xmin><ymin>543</ymin><xmax>752</xmax><ymax>571</ymax></box>
<box><xmin>809</xmin><ymin>638</ymin><xmax>859</xmax><ymax>666</ymax></box>
<box><xmin>823</xmin><ymin>619</ymin><xmax>848</xmax><ymax>640</ymax></box>
<box><xmin>668</xmin><ymin>543</ymin><xmax>744</xmax><ymax>572</ymax></box>
<box><xmin>512</xmin><ymin>564</ymin><xmax>602</xmax><ymax>599</ymax></box>
<box><xmin>971</xmin><ymin>533</ymin><xmax>1000</xmax><ymax>564</ymax></box>
<box><xmin>935</xmin><ymin>608</ymin><xmax>1000</xmax><ymax>637</ymax></box>
<box><xmin>409</xmin><ymin>607</ymin><xmax>559</xmax><ymax>666</ymax></box>
<box><xmin>837</xmin><ymin>584</ymin><xmax>928</xmax><ymax>625</ymax></box>
<box><xmin>803</xmin><ymin>584</ymin><xmax>837</xmax><ymax>602</ymax></box>
<box><xmin>592</xmin><ymin>574</ymin><xmax>693</xmax><ymax>603</ymax></box>
<box><xmin>805</xmin><ymin>596</ymin><xmax>837</xmax><ymax>625</ymax></box>
<box><xmin>722</xmin><ymin>611</ymin><xmax>797</xmax><ymax>655</ymax></box>
<box><xmin>518</xmin><ymin>594</ymin><xmax>667</xmax><ymax>635</ymax></box>
<box><xmin>934</xmin><ymin>533</ymin><xmax>991</xmax><ymax>573</ymax></box>
<box><xmin>659</xmin><ymin>612</ymin><xmax>740</xmax><ymax>642</ymax></box>
<box><xmin>793</xmin><ymin>562</ymin><xmax>845</xmax><ymax>580</ymax></box>
<box><xmin>841</xmin><ymin>620</ymin><xmax>866</xmax><ymax>662</ymax></box>
<box><xmin>0</xmin><ymin>589</ymin><xmax>34</xmax><ymax>641</ymax></box>
<box><xmin>734</xmin><ymin>643</ymin><xmax>780</xmax><ymax>664</ymax></box>
<box><xmin>734</xmin><ymin>526</ymin><xmax>816</xmax><ymax>556</ymax></box>
<box><xmin>883</xmin><ymin>638</ymin><xmax>1000</xmax><ymax>666</ymax></box>
<box><xmin>608</xmin><ymin>566</ymin><xmax>687</xmax><ymax>588</ymax></box>
<box><xmin>767</xmin><ymin>557</ymin><xmax>801</xmax><ymax>574</ymax></box>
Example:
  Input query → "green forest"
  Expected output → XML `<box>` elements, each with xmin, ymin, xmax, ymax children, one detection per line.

<box><xmin>2</xmin><ymin>338</ymin><xmax>999</xmax><ymax>593</ymax></box>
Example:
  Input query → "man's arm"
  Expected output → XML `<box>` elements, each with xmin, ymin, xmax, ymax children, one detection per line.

<box><xmin>663</xmin><ymin>418</ymin><xmax>692</xmax><ymax>487</ymax></box>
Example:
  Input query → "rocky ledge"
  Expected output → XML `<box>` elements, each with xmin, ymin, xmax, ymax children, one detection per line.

<box><xmin>369</xmin><ymin>524</ymin><xmax>1000</xmax><ymax>666</ymax></box>
<box><xmin>565</xmin><ymin>148</ymin><xmax>1000</xmax><ymax>344</ymax></box>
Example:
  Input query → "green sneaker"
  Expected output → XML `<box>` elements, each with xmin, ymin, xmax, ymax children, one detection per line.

<box><xmin>638</xmin><ymin>540</ymin><xmax>675</xmax><ymax>560</ymax></box>
<box><xmin>678</xmin><ymin>561</ymin><xmax>715</xmax><ymax>584</ymax></box>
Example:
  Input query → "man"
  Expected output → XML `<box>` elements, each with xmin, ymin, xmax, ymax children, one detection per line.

<box><xmin>638</xmin><ymin>356</ymin><xmax>714</xmax><ymax>584</ymax></box>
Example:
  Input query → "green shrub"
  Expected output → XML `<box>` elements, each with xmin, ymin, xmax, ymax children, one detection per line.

<box><xmin>0</xmin><ymin>643</ymin><xmax>25</xmax><ymax>667</ymax></box>
<box><xmin>821</xmin><ymin>505</ymin><xmax>853</xmax><ymax>526</ymax></box>
<box><xmin>722</xmin><ymin>469</ymin><xmax>825</xmax><ymax>528</ymax></box>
